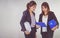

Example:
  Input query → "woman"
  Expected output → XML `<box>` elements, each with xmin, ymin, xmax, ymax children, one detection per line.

<box><xmin>39</xmin><ymin>2</ymin><xmax>59</xmax><ymax>38</ymax></box>
<box><xmin>20</xmin><ymin>1</ymin><xmax>37</xmax><ymax>38</ymax></box>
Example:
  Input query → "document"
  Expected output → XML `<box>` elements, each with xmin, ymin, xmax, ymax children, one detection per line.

<box><xmin>24</xmin><ymin>22</ymin><xmax>31</xmax><ymax>32</ymax></box>
<box><xmin>36</xmin><ymin>22</ymin><xmax>46</xmax><ymax>27</ymax></box>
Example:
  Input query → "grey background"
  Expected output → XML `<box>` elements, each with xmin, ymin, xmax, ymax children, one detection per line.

<box><xmin>0</xmin><ymin>0</ymin><xmax>60</xmax><ymax>38</ymax></box>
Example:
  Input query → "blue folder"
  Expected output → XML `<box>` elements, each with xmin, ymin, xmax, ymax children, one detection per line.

<box><xmin>48</xmin><ymin>19</ymin><xmax>57</xmax><ymax>29</ymax></box>
<box><xmin>36</xmin><ymin>22</ymin><xmax>46</xmax><ymax>27</ymax></box>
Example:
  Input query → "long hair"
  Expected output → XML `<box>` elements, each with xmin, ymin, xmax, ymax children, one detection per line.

<box><xmin>41</xmin><ymin>2</ymin><xmax>50</xmax><ymax>15</ymax></box>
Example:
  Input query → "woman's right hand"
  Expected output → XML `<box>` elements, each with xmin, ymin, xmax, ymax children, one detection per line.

<box><xmin>51</xmin><ymin>25</ymin><xmax>59</xmax><ymax>31</ymax></box>
<box><xmin>24</xmin><ymin>31</ymin><xmax>30</xmax><ymax>35</ymax></box>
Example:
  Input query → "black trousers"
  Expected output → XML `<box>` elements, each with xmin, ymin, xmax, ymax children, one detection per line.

<box><xmin>41</xmin><ymin>32</ymin><xmax>54</xmax><ymax>38</ymax></box>
<box><xmin>24</xmin><ymin>28</ymin><xmax>36</xmax><ymax>38</ymax></box>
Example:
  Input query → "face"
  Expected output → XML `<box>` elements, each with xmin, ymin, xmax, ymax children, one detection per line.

<box><xmin>42</xmin><ymin>6</ymin><xmax>48</xmax><ymax>13</ymax></box>
<box><xmin>29</xmin><ymin>5</ymin><xmax>36</xmax><ymax>12</ymax></box>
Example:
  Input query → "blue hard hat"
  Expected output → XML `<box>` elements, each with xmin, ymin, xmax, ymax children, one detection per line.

<box><xmin>48</xmin><ymin>19</ymin><xmax>57</xmax><ymax>29</ymax></box>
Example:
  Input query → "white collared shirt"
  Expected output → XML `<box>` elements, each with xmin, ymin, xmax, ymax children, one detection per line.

<box><xmin>31</xmin><ymin>14</ymin><xmax>35</xmax><ymax>27</ymax></box>
<box><xmin>42</xmin><ymin>15</ymin><xmax>48</xmax><ymax>32</ymax></box>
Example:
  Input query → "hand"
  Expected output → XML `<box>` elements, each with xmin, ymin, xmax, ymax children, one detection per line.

<box><xmin>51</xmin><ymin>25</ymin><xmax>59</xmax><ymax>31</ymax></box>
<box><xmin>36</xmin><ymin>25</ymin><xmax>40</xmax><ymax>29</ymax></box>
<box><xmin>24</xmin><ymin>31</ymin><xmax>30</xmax><ymax>35</ymax></box>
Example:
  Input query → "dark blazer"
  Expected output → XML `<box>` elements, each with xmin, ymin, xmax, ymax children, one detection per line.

<box><xmin>20</xmin><ymin>10</ymin><xmax>36</xmax><ymax>32</ymax></box>
<box><xmin>39</xmin><ymin>11</ymin><xmax>59</xmax><ymax>34</ymax></box>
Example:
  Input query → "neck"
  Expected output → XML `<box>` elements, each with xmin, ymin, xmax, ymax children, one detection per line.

<box><xmin>29</xmin><ymin>9</ymin><xmax>33</xmax><ymax>15</ymax></box>
<box><xmin>44</xmin><ymin>12</ymin><xmax>48</xmax><ymax>16</ymax></box>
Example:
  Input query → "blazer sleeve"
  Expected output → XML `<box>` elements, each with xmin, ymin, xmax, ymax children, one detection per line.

<box><xmin>39</xmin><ymin>14</ymin><xmax>42</xmax><ymax>22</ymax></box>
<box><xmin>20</xmin><ymin>12</ymin><xmax>27</xmax><ymax>31</ymax></box>
<box><xmin>52</xmin><ymin>12</ymin><xmax>59</xmax><ymax>26</ymax></box>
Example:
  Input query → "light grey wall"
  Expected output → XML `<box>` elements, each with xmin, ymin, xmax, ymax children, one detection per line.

<box><xmin>0</xmin><ymin>0</ymin><xmax>60</xmax><ymax>38</ymax></box>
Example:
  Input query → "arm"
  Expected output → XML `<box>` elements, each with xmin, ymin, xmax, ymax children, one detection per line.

<box><xmin>36</xmin><ymin>14</ymin><xmax>42</xmax><ymax>28</ymax></box>
<box><xmin>52</xmin><ymin>12</ymin><xmax>59</xmax><ymax>28</ymax></box>
<box><xmin>51</xmin><ymin>12</ymin><xmax>59</xmax><ymax>31</ymax></box>
<box><xmin>20</xmin><ymin>12</ymin><xmax>26</xmax><ymax>32</ymax></box>
<box><xmin>39</xmin><ymin>14</ymin><xmax>42</xmax><ymax>22</ymax></box>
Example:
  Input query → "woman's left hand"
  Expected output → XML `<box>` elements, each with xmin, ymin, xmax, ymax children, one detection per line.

<box><xmin>36</xmin><ymin>25</ymin><xmax>40</xmax><ymax>29</ymax></box>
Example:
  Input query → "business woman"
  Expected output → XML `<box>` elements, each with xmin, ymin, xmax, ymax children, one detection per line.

<box><xmin>20</xmin><ymin>1</ymin><xmax>37</xmax><ymax>38</ymax></box>
<box><xmin>39</xmin><ymin>2</ymin><xmax>59</xmax><ymax>38</ymax></box>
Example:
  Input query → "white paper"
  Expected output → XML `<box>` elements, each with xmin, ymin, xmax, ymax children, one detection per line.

<box><xmin>42</xmin><ymin>27</ymin><xmax>47</xmax><ymax>32</ymax></box>
<box><xmin>24</xmin><ymin>22</ymin><xmax>31</xmax><ymax>32</ymax></box>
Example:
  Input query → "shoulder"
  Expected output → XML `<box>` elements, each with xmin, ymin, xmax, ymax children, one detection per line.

<box><xmin>49</xmin><ymin>11</ymin><xmax>54</xmax><ymax>15</ymax></box>
<box><xmin>39</xmin><ymin>13</ymin><xmax>43</xmax><ymax>17</ymax></box>
<box><xmin>23</xmin><ymin>10</ymin><xmax>27</xmax><ymax>15</ymax></box>
<box><xmin>23</xmin><ymin>10</ymin><xmax>29</xmax><ymax>17</ymax></box>
<box><xmin>48</xmin><ymin>11</ymin><xmax>56</xmax><ymax>17</ymax></box>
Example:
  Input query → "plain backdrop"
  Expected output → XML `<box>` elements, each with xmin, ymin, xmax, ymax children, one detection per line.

<box><xmin>0</xmin><ymin>0</ymin><xmax>60</xmax><ymax>38</ymax></box>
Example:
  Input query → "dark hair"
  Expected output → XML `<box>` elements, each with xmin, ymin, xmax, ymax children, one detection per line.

<box><xmin>41</xmin><ymin>2</ymin><xmax>50</xmax><ymax>15</ymax></box>
<box><xmin>27</xmin><ymin>1</ymin><xmax>37</xmax><ymax>9</ymax></box>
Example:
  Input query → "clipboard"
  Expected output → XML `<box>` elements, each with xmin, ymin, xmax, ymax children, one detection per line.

<box><xmin>24</xmin><ymin>22</ymin><xmax>31</xmax><ymax>32</ymax></box>
<box><xmin>36</xmin><ymin>22</ymin><xmax>46</xmax><ymax>27</ymax></box>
